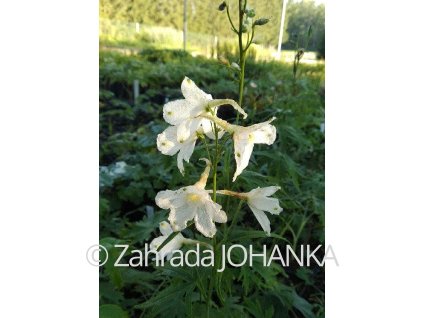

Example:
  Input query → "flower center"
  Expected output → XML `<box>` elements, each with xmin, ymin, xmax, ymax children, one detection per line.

<box><xmin>186</xmin><ymin>193</ymin><xmax>201</xmax><ymax>202</ymax></box>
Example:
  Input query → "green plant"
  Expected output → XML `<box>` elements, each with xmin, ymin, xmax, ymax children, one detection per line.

<box><xmin>99</xmin><ymin>4</ymin><xmax>324</xmax><ymax>312</ymax></box>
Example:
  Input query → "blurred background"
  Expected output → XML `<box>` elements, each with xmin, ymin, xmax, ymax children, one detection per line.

<box><xmin>100</xmin><ymin>0</ymin><xmax>325</xmax><ymax>62</ymax></box>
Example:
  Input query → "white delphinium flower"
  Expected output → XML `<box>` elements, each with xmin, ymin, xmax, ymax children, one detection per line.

<box><xmin>201</xmin><ymin>114</ymin><xmax>277</xmax><ymax>181</ymax></box>
<box><xmin>155</xmin><ymin>159</ymin><xmax>227</xmax><ymax>238</ymax></box>
<box><xmin>216</xmin><ymin>186</ymin><xmax>282</xmax><ymax>236</ymax></box>
<box><xmin>157</xmin><ymin>77</ymin><xmax>247</xmax><ymax>174</ymax></box>
<box><xmin>156</xmin><ymin>119</ymin><xmax>227</xmax><ymax>175</ymax></box>
<box><xmin>244</xmin><ymin>186</ymin><xmax>283</xmax><ymax>235</ymax></box>
<box><xmin>232</xmin><ymin>117</ymin><xmax>277</xmax><ymax>181</ymax></box>
<box><xmin>150</xmin><ymin>221</ymin><xmax>194</xmax><ymax>260</ymax></box>
<box><xmin>162</xmin><ymin>76</ymin><xmax>247</xmax><ymax>142</ymax></box>
<box><xmin>157</xmin><ymin>124</ymin><xmax>198</xmax><ymax>175</ymax></box>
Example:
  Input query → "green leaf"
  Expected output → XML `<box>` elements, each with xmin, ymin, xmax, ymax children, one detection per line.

<box><xmin>292</xmin><ymin>291</ymin><xmax>315</xmax><ymax>318</ymax></box>
<box><xmin>136</xmin><ymin>281</ymin><xmax>195</xmax><ymax>310</ymax></box>
<box><xmin>229</xmin><ymin>229</ymin><xmax>290</xmax><ymax>244</ymax></box>
<box><xmin>99</xmin><ymin>304</ymin><xmax>128</xmax><ymax>318</ymax></box>
<box><xmin>125</xmin><ymin>211</ymin><xmax>166</xmax><ymax>243</ymax></box>
<box><xmin>99</xmin><ymin>237</ymin><xmax>128</xmax><ymax>289</ymax></box>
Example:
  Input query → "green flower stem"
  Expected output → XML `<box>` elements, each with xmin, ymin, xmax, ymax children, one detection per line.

<box><xmin>236</xmin><ymin>0</ymin><xmax>253</xmax><ymax>125</ymax></box>
<box><xmin>236</xmin><ymin>54</ymin><xmax>245</xmax><ymax>124</ymax></box>
<box><xmin>207</xmin><ymin>117</ymin><xmax>220</xmax><ymax>317</ymax></box>
<box><xmin>212</xmin><ymin>112</ymin><xmax>220</xmax><ymax>202</ymax></box>
<box><xmin>244</xmin><ymin>27</ymin><xmax>255</xmax><ymax>52</ymax></box>
<box><xmin>202</xmin><ymin>137</ymin><xmax>212</xmax><ymax>168</ymax></box>
<box><xmin>236</xmin><ymin>0</ymin><xmax>246</xmax><ymax>124</ymax></box>
<box><xmin>215</xmin><ymin>189</ymin><xmax>246</xmax><ymax>199</ymax></box>
<box><xmin>226</xmin><ymin>6</ymin><xmax>237</xmax><ymax>33</ymax></box>
<box><xmin>206</xmin><ymin>2</ymin><xmax>253</xmax><ymax>314</ymax></box>
<box><xmin>206</xmin><ymin>235</ymin><xmax>217</xmax><ymax>318</ymax></box>
<box><xmin>194</xmin><ymin>266</ymin><xmax>207</xmax><ymax>302</ymax></box>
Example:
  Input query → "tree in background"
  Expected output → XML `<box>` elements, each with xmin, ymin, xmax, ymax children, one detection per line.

<box><xmin>284</xmin><ymin>0</ymin><xmax>325</xmax><ymax>56</ymax></box>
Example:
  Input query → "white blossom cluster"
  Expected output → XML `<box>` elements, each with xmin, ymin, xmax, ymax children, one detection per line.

<box><xmin>150</xmin><ymin>77</ymin><xmax>283</xmax><ymax>259</ymax></box>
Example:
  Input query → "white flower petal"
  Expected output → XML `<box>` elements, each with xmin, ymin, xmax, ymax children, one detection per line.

<box><xmin>200</xmin><ymin>118</ymin><xmax>225</xmax><ymax>140</ymax></box>
<box><xmin>176</xmin><ymin>118</ymin><xmax>202</xmax><ymax>143</ymax></box>
<box><xmin>242</xmin><ymin>117</ymin><xmax>276</xmax><ymax>135</ymax></box>
<box><xmin>249</xmin><ymin>186</ymin><xmax>281</xmax><ymax>197</ymax></box>
<box><xmin>167</xmin><ymin>233</ymin><xmax>185</xmax><ymax>253</ymax></box>
<box><xmin>181</xmin><ymin>77</ymin><xmax>212</xmax><ymax>108</ymax></box>
<box><xmin>159</xmin><ymin>221</ymin><xmax>173</xmax><ymax>236</ymax></box>
<box><xmin>150</xmin><ymin>236</ymin><xmax>166</xmax><ymax>252</ymax></box>
<box><xmin>233</xmin><ymin>133</ymin><xmax>255</xmax><ymax>181</ymax></box>
<box><xmin>163</xmin><ymin>100</ymin><xmax>192</xmax><ymax>125</ymax></box>
<box><xmin>168</xmin><ymin>203</ymin><xmax>197</xmax><ymax>231</ymax></box>
<box><xmin>207</xmin><ymin>201</ymin><xmax>227</xmax><ymax>223</ymax></box>
<box><xmin>252</xmin><ymin>124</ymin><xmax>277</xmax><ymax>145</ymax></box>
<box><xmin>176</xmin><ymin>137</ymin><xmax>197</xmax><ymax>174</ymax></box>
<box><xmin>250</xmin><ymin>197</ymin><xmax>283</xmax><ymax>215</ymax></box>
<box><xmin>194</xmin><ymin>204</ymin><xmax>217</xmax><ymax>238</ymax></box>
<box><xmin>157</xmin><ymin>126</ymin><xmax>179</xmax><ymax>156</ymax></box>
<box><xmin>231</xmin><ymin>118</ymin><xmax>277</xmax><ymax>181</ymax></box>
<box><xmin>155</xmin><ymin>190</ymin><xmax>178</xmax><ymax>209</ymax></box>
<box><xmin>155</xmin><ymin>170</ymin><xmax>227</xmax><ymax>238</ymax></box>
<box><xmin>150</xmin><ymin>233</ymin><xmax>185</xmax><ymax>260</ymax></box>
<box><xmin>155</xmin><ymin>189</ymin><xmax>186</xmax><ymax>210</ymax></box>
<box><xmin>249</xmin><ymin>206</ymin><xmax>271</xmax><ymax>236</ymax></box>
<box><xmin>150</xmin><ymin>236</ymin><xmax>176</xmax><ymax>260</ymax></box>
<box><xmin>156</xmin><ymin>124</ymin><xmax>197</xmax><ymax>175</ymax></box>
<box><xmin>247</xmin><ymin>187</ymin><xmax>283</xmax><ymax>214</ymax></box>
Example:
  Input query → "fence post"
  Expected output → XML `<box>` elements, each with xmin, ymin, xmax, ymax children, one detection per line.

<box><xmin>183</xmin><ymin>0</ymin><xmax>187</xmax><ymax>50</ymax></box>
<box><xmin>135</xmin><ymin>22</ymin><xmax>140</xmax><ymax>33</ymax></box>
<box><xmin>276</xmin><ymin>0</ymin><xmax>288</xmax><ymax>60</ymax></box>
<box><xmin>214</xmin><ymin>35</ymin><xmax>218</xmax><ymax>58</ymax></box>
<box><xmin>133</xmin><ymin>80</ymin><xmax>139</xmax><ymax>106</ymax></box>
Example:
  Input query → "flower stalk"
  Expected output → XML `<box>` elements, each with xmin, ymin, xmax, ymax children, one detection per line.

<box><xmin>152</xmin><ymin>0</ymin><xmax>277</xmax><ymax>314</ymax></box>
<box><xmin>237</xmin><ymin>0</ymin><xmax>247</xmax><ymax>124</ymax></box>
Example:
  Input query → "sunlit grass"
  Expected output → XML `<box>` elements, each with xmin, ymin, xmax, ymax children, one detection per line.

<box><xmin>100</xmin><ymin>19</ymin><xmax>323</xmax><ymax>64</ymax></box>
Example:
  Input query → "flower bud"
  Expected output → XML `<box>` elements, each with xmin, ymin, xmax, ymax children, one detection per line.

<box><xmin>295</xmin><ymin>49</ymin><xmax>305</xmax><ymax>60</ymax></box>
<box><xmin>253</xmin><ymin>18</ymin><xmax>269</xmax><ymax>26</ymax></box>
<box><xmin>246</xmin><ymin>9</ymin><xmax>255</xmax><ymax>18</ymax></box>
<box><xmin>218</xmin><ymin>1</ymin><xmax>227</xmax><ymax>11</ymax></box>
<box><xmin>231</xmin><ymin>62</ymin><xmax>241</xmax><ymax>71</ymax></box>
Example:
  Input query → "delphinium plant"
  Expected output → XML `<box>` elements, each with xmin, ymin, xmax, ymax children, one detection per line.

<box><xmin>149</xmin><ymin>1</ymin><xmax>284</xmax><ymax>316</ymax></box>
